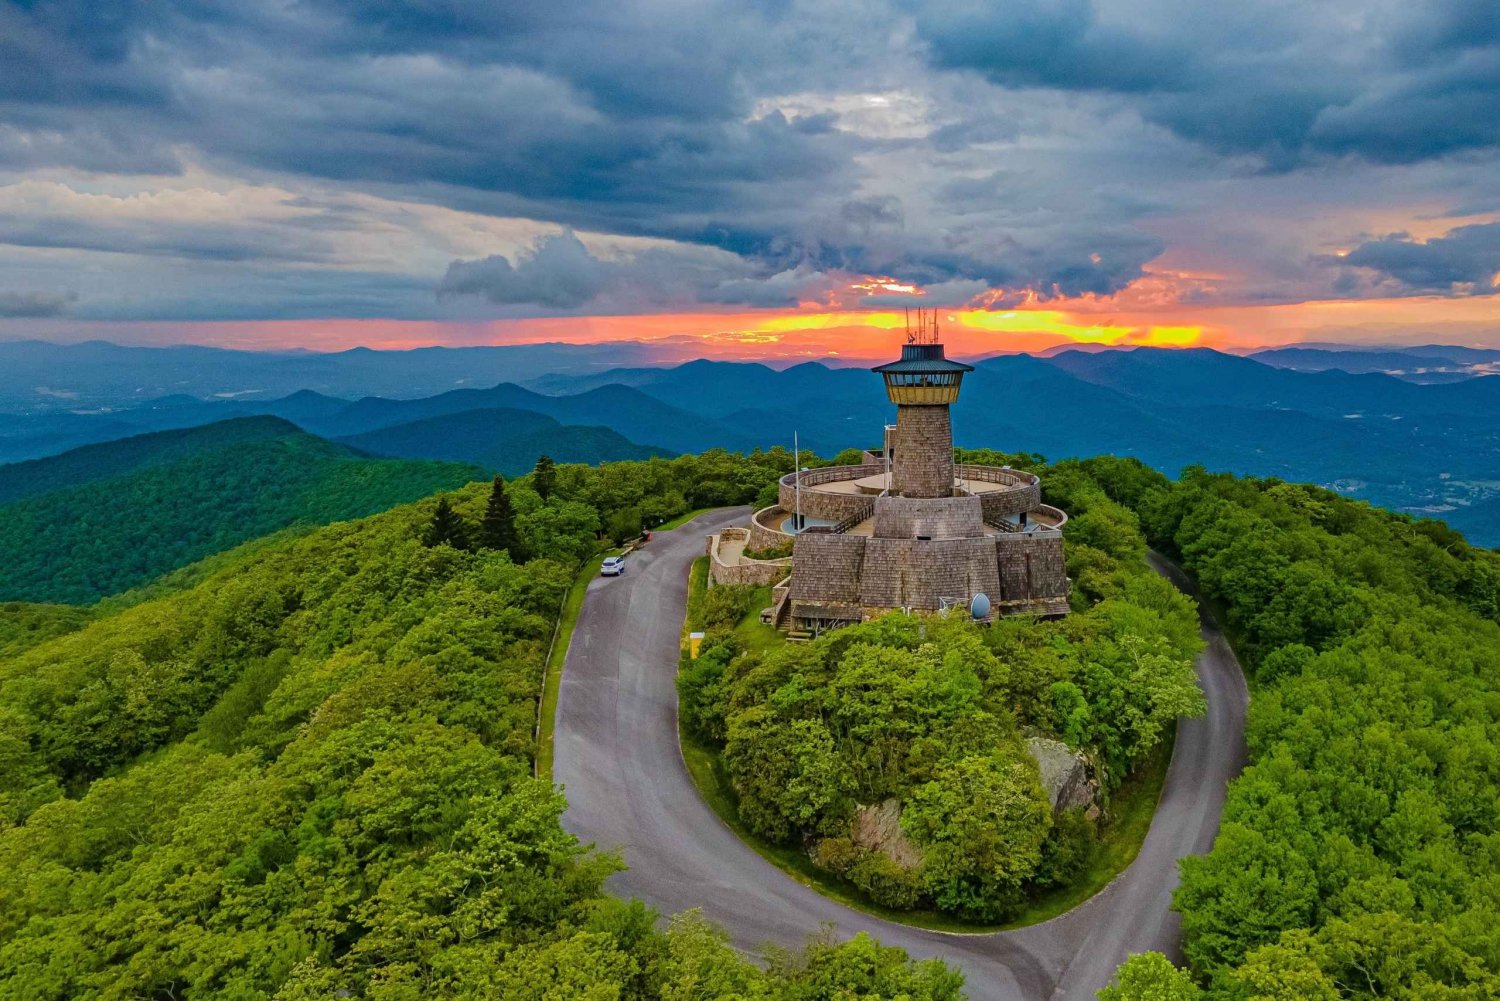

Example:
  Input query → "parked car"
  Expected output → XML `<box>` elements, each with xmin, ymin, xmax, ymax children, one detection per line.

<box><xmin>600</xmin><ymin>556</ymin><xmax>626</xmax><ymax>576</ymax></box>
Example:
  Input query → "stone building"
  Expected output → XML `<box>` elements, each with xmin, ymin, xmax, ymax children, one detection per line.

<box><xmin>731</xmin><ymin>315</ymin><xmax>1069</xmax><ymax>631</ymax></box>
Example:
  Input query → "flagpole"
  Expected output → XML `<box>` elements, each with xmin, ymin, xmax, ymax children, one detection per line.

<box><xmin>794</xmin><ymin>431</ymin><xmax>801</xmax><ymax>533</ymax></box>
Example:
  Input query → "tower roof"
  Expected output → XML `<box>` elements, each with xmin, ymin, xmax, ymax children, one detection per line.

<box><xmin>871</xmin><ymin>342</ymin><xmax>975</xmax><ymax>375</ymax></box>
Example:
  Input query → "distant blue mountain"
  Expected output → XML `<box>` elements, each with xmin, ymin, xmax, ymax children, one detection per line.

<box><xmin>338</xmin><ymin>408</ymin><xmax>670</xmax><ymax>474</ymax></box>
<box><xmin>0</xmin><ymin>338</ymin><xmax>667</xmax><ymax>413</ymax></box>
<box><xmin>6</xmin><ymin>341</ymin><xmax>1500</xmax><ymax>545</ymax></box>
<box><xmin>1250</xmin><ymin>346</ymin><xmax>1498</xmax><ymax>383</ymax></box>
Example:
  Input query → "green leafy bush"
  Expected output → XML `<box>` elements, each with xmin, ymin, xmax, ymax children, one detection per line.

<box><xmin>696</xmin><ymin>584</ymin><xmax>758</xmax><ymax>631</ymax></box>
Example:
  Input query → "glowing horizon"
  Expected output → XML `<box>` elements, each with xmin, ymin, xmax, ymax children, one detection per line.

<box><xmin>9</xmin><ymin>291</ymin><xmax>1498</xmax><ymax>361</ymax></box>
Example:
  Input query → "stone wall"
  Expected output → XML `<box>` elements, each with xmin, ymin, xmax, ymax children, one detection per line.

<box><xmin>707</xmin><ymin>528</ymin><xmax>792</xmax><ymax>587</ymax></box>
<box><xmin>778</xmin><ymin>465</ymin><xmax>884</xmax><ymax>523</ymax></box>
<box><xmin>871</xmin><ymin>494</ymin><xmax>986</xmax><ymax>540</ymax></box>
<box><xmin>857</xmin><ymin>537</ymin><xmax>1002</xmax><ymax>612</ymax></box>
<box><xmin>995</xmin><ymin>533</ymin><xmax>1069</xmax><ymax>608</ymax></box>
<box><xmin>890</xmin><ymin>405</ymin><xmax>954</xmax><ymax>498</ymax></box>
<box><xmin>787</xmin><ymin>526</ymin><xmax>1069</xmax><ymax>624</ymax></box>
<box><xmin>977</xmin><ymin>482</ymin><xmax>1043</xmax><ymax>521</ymax></box>
<box><xmin>788</xmin><ymin>488</ymin><xmax>873</xmax><ymax>524</ymax></box>
<box><xmin>784</xmin><ymin>463</ymin><xmax>886</xmax><ymax>489</ymax></box>
<box><xmin>954</xmin><ymin>464</ymin><xmax>1037</xmax><ymax>488</ymax></box>
<box><xmin>789</xmin><ymin>532</ymin><xmax>868</xmax><ymax>606</ymax></box>
<box><xmin>750</xmin><ymin>506</ymin><xmax>792</xmax><ymax>549</ymax></box>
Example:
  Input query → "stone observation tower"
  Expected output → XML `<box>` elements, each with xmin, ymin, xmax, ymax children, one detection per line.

<box><xmin>874</xmin><ymin>309</ymin><xmax>971</xmax><ymax>499</ymax></box>
<box><xmin>711</xmin><ymin>308</ymin><xmax>1071</xmax><ymax>632</ymax></box>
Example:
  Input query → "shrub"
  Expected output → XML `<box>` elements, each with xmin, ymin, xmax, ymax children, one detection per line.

<box><xmin>696</xmin><ymin>584</ymin><xmax>757</xmax><ymax>631</ymax></box>
<box><xmin>1033</xmin><ymin>807</ymin><xmax>1096</xmax><ymax>888</ymax></box>
<box><xmin>849</xmin><ymin>851</ymin><xmax>925</xmax><ymax>910</ymax></box>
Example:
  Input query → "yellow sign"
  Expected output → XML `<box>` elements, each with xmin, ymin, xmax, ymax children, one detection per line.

<box><xmin>689</xmin><ymin>631</ymin><xmax>705</xmax><ymax>659</ymax></box>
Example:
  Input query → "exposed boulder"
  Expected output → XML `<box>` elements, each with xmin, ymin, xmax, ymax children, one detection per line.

<box><xmin>850</xmin><ymin>798</ymin><xmax>923</xmax><ymax>870</ymax></box>
<box><xmin>1026</xmin><ymin>736</ymin><xmax>1098</xmax><ymax>814</ymax></box>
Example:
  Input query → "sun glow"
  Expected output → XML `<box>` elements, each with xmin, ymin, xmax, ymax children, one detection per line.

<box><xmin>848</xmin><ymin>276</ymin><xmax>924</xmax><ymax>295</ymax></box>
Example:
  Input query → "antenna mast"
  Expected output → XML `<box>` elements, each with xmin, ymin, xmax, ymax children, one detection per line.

<box><xmin>905</xmin><ymin>307</ymin><xmax>940</xmax><ymax>345</ymax></box>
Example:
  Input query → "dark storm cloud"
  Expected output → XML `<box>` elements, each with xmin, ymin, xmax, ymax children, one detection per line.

<box><xmin>437</xmin><ymin>230</ymin><xmax>835</xmax><ymax>309</ymax></box>
<box><xmin>912</xmin><ymin>0</ymin><xmax>1500</xmax><ymax>167</ymax></box>
<box><xmin>0</xmin><ymin>290</ymin><xmax>76</xmax><ymax>318</ymax></box>
<box><xmin>3</xmin><ymin>0</ymin><xmax>1497</xmax><ymax>320</ymax></box>
<box><xmin>0</xmin><ymin>2</ymin><xmax>883</xmax><ymax>279</ymax></box>
<box><xmin>438</xmin><ymin>232</ymin><xmax>609</xmax><ymax>309</ymax></box>
<box><xmin>1336</xmin><ymin>221</ymin><xmax>1500</xmax><ymax>291</ymax></box>
<box><xmin>0</xmin><ymin>210</ymin><xmax>339</xmax><ymax>264</ymax></box>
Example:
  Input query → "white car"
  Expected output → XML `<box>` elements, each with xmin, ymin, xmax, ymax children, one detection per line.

<box><xmin>600</xmin><ymin>556</ymin><xmax>626</xmax><ymax>576</ymax></box>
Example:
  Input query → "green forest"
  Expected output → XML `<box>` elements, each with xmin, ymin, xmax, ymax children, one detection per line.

<box><xmin>680</xmin><ymin>455</ymin><xmax>1206</xmax><ymax>922</ymax></box>
<box><xmin>0</xmin><ymin>452</ymin><xmax>968</xmax><ymax>1000</ymax></box>
<box><xmin>0</xmin><ymin>422</ymin><xmax>482</xmax><ymax>604</ymax></box>
<box><xmin>4</xmin><ymin>438</ymin><xmax>1500</xmax><ymax>999</ymax></box>
<box><xmin>1087</xmin><ymin>460</ymin><xmax>1500</xmax><ymax>999</ymax></box>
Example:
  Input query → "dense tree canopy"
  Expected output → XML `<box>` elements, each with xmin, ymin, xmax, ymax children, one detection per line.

<box><xmin>0</xmin><ymin>454</ymin><xmax>968</xmax><ymax>1000</ymax></box>
<box><xmin>0</xmin><ymin>429</ymin><xmax>479</xmax><ymax>604</ymax></box>
<box><xmin>1086</xmin><ymin>458</ymin><xmax>1500</xmax><ymax>999</ymax></box>
<box><xmin>14</xmin><ymin>435</ymin><xmax>1496</xmax><ymax>997</ymax></box>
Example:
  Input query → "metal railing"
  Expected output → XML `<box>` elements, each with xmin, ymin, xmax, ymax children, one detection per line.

<box><xmin>799</xmin><ymin>497</ymin><xmax>876</xmax><ymax>535</ymax></box>
<box><xmin>832</xmin><ymin>499</ymin><xmax>876</xmax><ymax>534</ymax></box>
<box><xmin>954</xmin><ymin>463</ymin><xmax>1038</xmax><ymax>487</ymax></box>
<box><xmin>781</xmin><ymin>463</ymin><xmax>886</xmax><ymax>489</ymax></box>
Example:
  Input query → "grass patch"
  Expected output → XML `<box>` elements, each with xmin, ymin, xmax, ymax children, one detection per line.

<box><xmin>536</xmin><ymin>550</ymin><xmax>617</xmax><ymax>781</ymax></box>
<box><xmin>657</xmin><ymin>507</ymin><xmax>714</xmax><ymax>531</ymax></box>
<box><xmin>685</xmin><ymin>557</ymin><xmax>782</xmax><ymax>652</ymax></box>
<box><xmin>687</xmin><ymin>555</ymin><xmax>709</xmax><ymax>615</ymax></box>
<box><xmin>733</xmin><ymin>585</ymin><xmax>783</xmax><ymax>652</ymax></box>
<box><xmin>674</xmin><ymin>561</ymin><xmax>1176</xmax><ymax>933</ymax></box>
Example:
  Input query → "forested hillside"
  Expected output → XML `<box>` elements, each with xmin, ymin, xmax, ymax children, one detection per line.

<box><xmin>338</xmin><ymin>407</ymin><xmax>668</xmax><ymax>473</ymax></box>
<box><xmin>0</xmin><ymin>417</ymin><xmax>315</xmax><ymax>505</ymax></box>
<box><xmin>680</xmin><ymin>453</ymin><xmax>1206</xmax><ymax>922</ymax></box>
<box><xmin>0</xmin><ymin>419</ymin><xmax>481</xmax><ymax>604</ymax></box>
<box><xmin>1092</xmin><ymin>462</ymin><xmax>1500</xmax><ymax>998</ymax></box>
<box><xmin>0</xmin><ymin>456</ymin><xmax>964</xmax><ymax>1000</ymax></box>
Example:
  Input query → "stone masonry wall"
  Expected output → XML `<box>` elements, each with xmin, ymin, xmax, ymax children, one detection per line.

<box><xmin>778</xmin><ymin>467</ymin><xmax>883</xmax><ymax>523</ymax></box>
<box><xmin>977</xmin><ymin>482</ymin><xmax>1043</xmax><ymax>521</ymax></box>
<box><xmin>994</xmin><ymin>533</ymin><xmax>1068</xmax><ymax>605</ymax></box>
<box><xmin>789</xmin><ymin>532</ymin><xmax>868</xmax><ymax>605</ymax></box>
<box><xmin>890</xmin><ymin>405</ymin><xmax>954</xmax><ymax>498</ymax></box>
<box><xmin>708</xmin><ymin>528</ymin><xmax>792</xmax><ymax>587</ymax></box>
<box><xmin>872</xmin><ymin>495</ymin><xmax>986</xmax><ymax>540</ymax></box>
<box><xmin>749</xmin><ymin>508</ymin><xmax>791</xmax><ymax>550</ymax></box>
<box><xmin>857</xmin><ymin>537</ymin><xmax>1002</xmax><ymax>612</ymax></box>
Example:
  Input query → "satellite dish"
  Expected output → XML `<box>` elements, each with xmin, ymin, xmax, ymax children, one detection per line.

<box><xmin>970</xmin><ymin>593</ymin><xmax>991</xmax><ymax>620</ymax></box>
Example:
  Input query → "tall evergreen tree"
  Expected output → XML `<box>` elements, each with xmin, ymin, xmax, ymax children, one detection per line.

<box><xmin>532</xmin><ymin>454</ymin><xmax>557</xmax><ymax>501</ymax></box>
<box><xmin>421</xmin><ymin>495</ymin><xmax>471</xmax><ymax>550</ymax></box>
<box><xmin>478</xmin><ymin>474</ymin><xmax>526</xmax><ymax>560</ymax></box>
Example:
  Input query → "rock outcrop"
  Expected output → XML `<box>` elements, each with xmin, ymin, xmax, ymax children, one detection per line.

<box><xmin>850</xmin><ymin>798</ymin><xmax>923</xmax><ymax>870</ymax></box>
<box><xmin>1026</xmin><ymin>736</ymin><xmax>1098</xmax><ymax>814</ymax></box>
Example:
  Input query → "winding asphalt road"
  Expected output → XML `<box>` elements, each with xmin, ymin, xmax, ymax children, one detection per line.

<box><xmin>556</xmin><ymin>509</ymin><xmax>1248</xmax><ymax>999</ymax></box>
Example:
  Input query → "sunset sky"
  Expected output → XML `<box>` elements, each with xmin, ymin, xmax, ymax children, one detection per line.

<box><xmin>1</xmin><ymin>1</ymin><xmax>1497</xmax><ymax>360</ymax></box>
